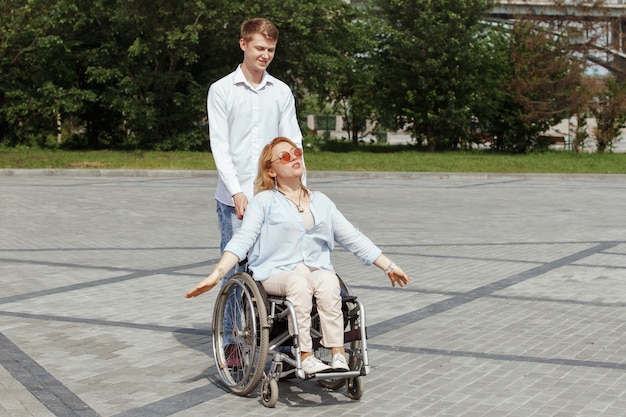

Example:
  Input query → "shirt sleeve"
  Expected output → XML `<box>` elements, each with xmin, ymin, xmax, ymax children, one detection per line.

<box><xmin>224</xmin><ymin>194</ymin><xmax>266</xmax><ymax>259</ymax></box>
<box><xmin>207</xmin><ymin>82</ymin><xmax>242</xmax><ymax>197</ymax></box>
<box><xmin>278</xmin><ymin>90</ymin><xmax>302</xmax><ymax>145</ymax></box>
<box><xmin>326</xmin><ymin>195</ymin><xmax>382</xmax><ymax>265</ymax></box>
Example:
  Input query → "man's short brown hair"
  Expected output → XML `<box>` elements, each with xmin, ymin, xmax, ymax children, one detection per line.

<box><xmin>240</xmin><ymin>18</ymin><xmax>279</xmax><ymax>43</ymax></box>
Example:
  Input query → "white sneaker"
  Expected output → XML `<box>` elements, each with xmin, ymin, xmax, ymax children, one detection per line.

<box><xmin>301</xmin><ymin>355</ymin><xmax>331</xmax><ymax>374</ymax></box>
<box><xmin>331</xmin><ymin>353</ymin><xmax>350</xmax><ymax>371</ymax></box>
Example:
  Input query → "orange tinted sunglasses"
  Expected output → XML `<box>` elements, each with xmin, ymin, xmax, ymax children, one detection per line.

<box><xmin>271</xmin><ymin>147</ymin><xmax>303</xmax><ymax>164</ymax></box>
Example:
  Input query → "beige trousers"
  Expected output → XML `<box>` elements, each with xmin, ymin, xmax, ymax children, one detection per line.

<box><xmin>261</xmin><ymin>263</ymin><xmax>343</xmax><ymax>352</ymax></box>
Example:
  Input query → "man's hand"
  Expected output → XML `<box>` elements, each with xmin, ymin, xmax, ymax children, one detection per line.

<box><xmin>233</xmin><ymin>192</ymin><xmax>248</xmax><ymax>220</ymax></box>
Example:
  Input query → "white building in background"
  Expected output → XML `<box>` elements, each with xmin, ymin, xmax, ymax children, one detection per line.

<box><xmin>304</xmin><ymin>115</ymin><xmax>413</xmax><ymax>145</ymax></box>
<box><xmin>542</xmin><ymin>119</ymin><xmax>626</xmax><ymax>152</ymax></box>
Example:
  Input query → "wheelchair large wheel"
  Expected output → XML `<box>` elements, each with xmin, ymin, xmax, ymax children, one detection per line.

<box><xmin>212</xmin><ymin>272</ymin><xmax>269</xmax><ymax>396</ymax></box>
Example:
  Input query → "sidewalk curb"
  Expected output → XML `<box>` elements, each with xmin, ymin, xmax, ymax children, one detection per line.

<box><xmin>2</xmin><ymin>168</ymin><xmax>626</xmax><ymax>181</ymax></box>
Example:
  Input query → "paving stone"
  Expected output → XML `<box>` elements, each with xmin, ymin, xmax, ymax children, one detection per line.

<box><xmin>1</xmin><ymin>170</ymin><xmax>626</xmax><ymax>416</ymax></box>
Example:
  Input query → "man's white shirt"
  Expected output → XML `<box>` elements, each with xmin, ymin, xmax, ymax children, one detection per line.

<box><xmin>208</xmin><ymin>65</ymin><xmax>303</xmax><ymax>206</ymax></box>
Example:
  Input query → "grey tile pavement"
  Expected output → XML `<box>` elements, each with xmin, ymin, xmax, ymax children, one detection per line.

<box><xmin>1</xmin><ymin>169</ymin><xmax>626</xmax><ymax>416</ymax></box>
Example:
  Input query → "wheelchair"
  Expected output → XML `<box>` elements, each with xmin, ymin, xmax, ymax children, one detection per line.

<box><xmin>211</xmin><ymin>271</ymin><xmax>370</xmax><ymax>408</ymax></box>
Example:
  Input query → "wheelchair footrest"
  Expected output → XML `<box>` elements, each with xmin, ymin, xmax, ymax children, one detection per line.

<box><xmin>309</xmin><ymin>370</ymin><xmax>361</xmax><ymax>380</ymax></box>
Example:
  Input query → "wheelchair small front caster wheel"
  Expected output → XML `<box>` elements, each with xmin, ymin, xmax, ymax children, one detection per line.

<box><xmin>346</xmin><ymin>376</ymin><xmax>363</xmax><ymax>400</ymax></box>
<box><xmin>261</xmin><ymin>377</ymin><xmax>279</xmax><ymax>408</ymax></box>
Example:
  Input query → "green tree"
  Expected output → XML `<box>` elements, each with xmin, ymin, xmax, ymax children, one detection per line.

<box><xmin>591</xmin><ymin>77</ymin><xmax>626</xmax><ymax>153</ymax></box>
<box><xmin>65</xmin><ymin>0</ymin><xmax>227</xmax><ymax>150</ymax></box>
<box><xmin>0</xmin><ymin>0</ymin><xmax>242</xmax><ymax>150</ymax></box>
<box><xmin>371</xmin><ymin>0</ymin><xmax>493</xmax><ymax>150</ymax></box>
<box><xmin>0</xmin><ymin>0</ymin><xmax>81</xmax><ymax>146</ymax></box>
<box><xmin>327</xmin><ymin>14</ymin><xmax>380</xmax><ymax>145</ymax></box>
<box><xmin>496</xmin><ymin>21</ymin><xmax>588</xmax><ymax>153</ymax></box>
<box><xmin>464</xmin><ymin>23</ymin><xmax>510</xmax><ymax>149</ymax></box>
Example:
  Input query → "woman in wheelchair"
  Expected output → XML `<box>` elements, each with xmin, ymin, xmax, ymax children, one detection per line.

<box><xmin>186</xmin><ymin>136</ymin><xmax>411</xmax><ymax>376</ymax></box>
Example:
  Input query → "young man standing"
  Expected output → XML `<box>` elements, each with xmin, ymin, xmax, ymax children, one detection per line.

<box><xmin>207</xmin><ymin>19</ymin><xmax>303</xmax><ymax>366</ymax></box>
<box><xmin>208</xmin><ymin>17</ymin><xmax>303</xmax><ymax>274</ymax></box>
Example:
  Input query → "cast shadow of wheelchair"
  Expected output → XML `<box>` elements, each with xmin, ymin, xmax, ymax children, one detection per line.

<box><xmin>172</xmin><ymin>325</ymin><xmax>359</xmax><ymax>408</ymax></box>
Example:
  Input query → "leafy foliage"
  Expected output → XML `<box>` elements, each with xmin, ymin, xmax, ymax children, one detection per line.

<box><xmin>591</xmin><ymin>77</ymin><xmax>626</xmax><ymax>152</ymax></box>
<box><xmin>489</xmin><ymin>21</ymin><xmax>586</xmax><ymax>152</ymax></box>
<box><xmin>1</xmin><ymin>0</ymin><xmax>625</xmax><ymax>153</ymax></box>
<box><xmin>371</xmin><ymin>0</ymin><xmax>493</xmax><ymax>150</ymax></box>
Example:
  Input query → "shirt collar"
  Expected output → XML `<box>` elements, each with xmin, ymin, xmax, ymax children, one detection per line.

<box><xmin>234</xmin><ymin>64</ymin><xmax>274</xmax><ymax>90</ymax></box>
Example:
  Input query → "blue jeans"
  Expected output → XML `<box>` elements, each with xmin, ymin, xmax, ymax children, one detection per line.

<box><xmin>216</xmin><ymin>200</ymin><xmax>244</xmax><ymax>345</ymax></box>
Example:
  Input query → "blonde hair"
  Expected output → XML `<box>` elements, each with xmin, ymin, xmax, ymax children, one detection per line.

<box><xmin>254</xmin><ymin>137</ymin><xmax>307</xmax><ymax>195</ymax></box>
<box><xmin>240</xmin><ymin>18</ymin><xmax>279</xmax><ymax>43</ymax></box>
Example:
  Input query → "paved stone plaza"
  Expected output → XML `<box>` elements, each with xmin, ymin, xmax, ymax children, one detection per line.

<box><xmin>1</xmin><ymin>169</ymin><xmax>626</xmax><ymax>417</ymax></box>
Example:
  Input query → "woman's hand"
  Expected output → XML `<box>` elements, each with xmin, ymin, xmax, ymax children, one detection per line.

<box><xmin>186</xmin><ymin>253</ymin><xmax>239</xmax><ymax>298</ymax></box>
<box><xmin>374</xmin><ymin>255</ymin><xmax>411</xmax><ymax>288</ymax></box>
<box><xmin>185</xmin><ymin>272</ymin><xmax>221</xmax><ymax>298</ymax></box>
<box><xmin>388</xmin><ymin>265</ymin><xmax>411</xmax><ymax>288</ymax></box>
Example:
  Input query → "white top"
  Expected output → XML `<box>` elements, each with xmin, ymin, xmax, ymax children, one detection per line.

<box><xmin>207</xmin><ymin>65</ymin><xmax>303</xmax><ymax>205</ymax></box>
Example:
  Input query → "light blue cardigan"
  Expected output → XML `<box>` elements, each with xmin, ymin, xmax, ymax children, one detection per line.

<box><xmin>224</xmin><ymin>189</ymin><xmax>382</xmax><ymax>281</ymax></box>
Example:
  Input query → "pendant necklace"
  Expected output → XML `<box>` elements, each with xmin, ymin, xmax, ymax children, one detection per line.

<box><xmin>278</xmin><ymin>188</ymin><xmax>305</xmax><ymax>212</ymax></box>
